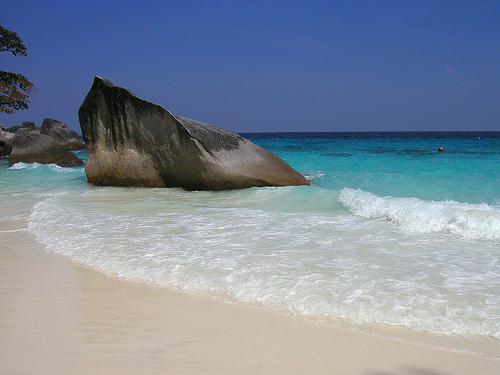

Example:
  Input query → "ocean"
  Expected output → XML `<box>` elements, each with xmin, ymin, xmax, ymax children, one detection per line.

<box><xmin>1</xmin><ymin>131</ymin><xmax>499</xmax><ymax>357</ymax></box>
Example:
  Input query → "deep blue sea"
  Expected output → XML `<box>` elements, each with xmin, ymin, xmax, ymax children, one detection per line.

<box><xmin>1</xmin><ymin>131</ymin><xmax>499</xmax><ymax>356</ymax></box>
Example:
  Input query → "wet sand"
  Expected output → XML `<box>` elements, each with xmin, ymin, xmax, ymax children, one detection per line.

<box><xmin>0</xmin><ymin>226</ymin><xmax>499</xmax><ymax>374</ymax></box>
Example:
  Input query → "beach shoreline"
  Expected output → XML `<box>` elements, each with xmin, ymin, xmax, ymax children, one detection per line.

<box><xmin>1</xmin><ymin>221</ymin><xmax>498</xmax><ymax>374</ymax></box>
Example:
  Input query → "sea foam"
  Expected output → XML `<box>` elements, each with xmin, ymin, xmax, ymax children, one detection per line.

<box><xmin>8</xmin><ymin>162</ymin><xmax>41</xmax><ymax>170</ymax></box>
<box><xmin>339</xmin><ymin>188</ymin><xmax>500</xmax><ymax>242</ymax></box>
<box><xmin>27</xmin><ymin>186</ymin><xmax>500</xmax><ymax>341</ymax></box>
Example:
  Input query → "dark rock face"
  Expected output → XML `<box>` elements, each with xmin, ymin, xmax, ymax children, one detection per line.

<box><xmin>21</xmin><ymin>121</ymin><xmax>37</xmax><ymax>131</ymax></box>
<box><xmin>0</xmin><ymin>128</ymin><xmax>14</xmax><ymax>157</ymax></box>
<box><xmin>78</xmin><ymin>76</ymin><xmax>310</xmax><ymax>191</ymax></box>
<box><xmin>6</xmin><ymin>125</ymin><xmax>22</xmax><ymax>133</ymax></box>
<box><xmin>41</xmin><ymin>118</ymin><xmax>85</xmax><ymax>151</ymax></box>
<box><xmin>9</xmin><ymin>129</ymin><xmax>84</xmax><ymax>167</ymax></box>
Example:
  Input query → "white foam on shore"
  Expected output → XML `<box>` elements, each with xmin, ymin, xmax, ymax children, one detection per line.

<box><xmin>27</xmin><ymin>186</ymin><xmax>500</xmax><ymax>343</ymax></box>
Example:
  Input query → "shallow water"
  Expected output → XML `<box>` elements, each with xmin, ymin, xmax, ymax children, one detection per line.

<box><xmin>1</xmin><ymin>132</ymin><xmax>499</xmax><ymax>357</ymax></box>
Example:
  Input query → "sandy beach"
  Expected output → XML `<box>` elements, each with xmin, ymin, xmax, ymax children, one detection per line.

<box><xmin>0</xmin><ymin>214</ymin><xmax>498</xmax><ymax>375</ymax></box>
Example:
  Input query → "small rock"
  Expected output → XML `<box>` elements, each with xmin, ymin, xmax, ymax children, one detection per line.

<box><xmin>9</xmin><ymin>129</ymin><xmax>84</xmax><ymax>167</ymax></box>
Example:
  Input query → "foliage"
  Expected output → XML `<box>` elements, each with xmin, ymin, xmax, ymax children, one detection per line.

<box><xmin>0</xmin><ymin>71</ymin><xmax>34</xmax><ymax>113</ymax></box>
<box><xmin>0</xmin><ymin>23</ymin><xmax>28</xmax><ymax>56</ymax></box>
<box><xmin>0</xmin><ymin>22</ymin><xmax>34</xmax><ymax>113</ymax></box>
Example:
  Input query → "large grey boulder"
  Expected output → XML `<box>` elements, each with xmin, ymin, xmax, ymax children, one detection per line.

<box><xmin>41</xmin><ymin>118</ymin><xmax>85</xmax><ymax>150</ymax></box>
<box><xmin>78</xmin><ymin>76</ymin><xmax>310</xmax><ymax>190</ymax></box>
<box><xmin>9</xmin><ymin>129</ymin><xmax>84</xmax><ymax>167</ymax></box>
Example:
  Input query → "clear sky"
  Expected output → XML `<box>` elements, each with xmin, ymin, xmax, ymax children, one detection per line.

<box><xmin>1</xmin><ymin>0</ymin><xmax>499</xmax><ymax>133</ymax></box>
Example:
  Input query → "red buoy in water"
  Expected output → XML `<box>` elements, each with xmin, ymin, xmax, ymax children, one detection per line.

<box><xmin>438</xmin><ymin>147</ymin><xmax>444</xmax><ymax>152</ymax></box>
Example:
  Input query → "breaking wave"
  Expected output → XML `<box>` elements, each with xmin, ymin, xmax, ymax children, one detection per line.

<box><xmin>339</xmin><ymin>188</ymin><xmax>500</xmax><ymax>242</ymax></box>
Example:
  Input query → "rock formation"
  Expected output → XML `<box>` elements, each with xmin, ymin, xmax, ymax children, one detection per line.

<box><xmin>78</xmin><ymin>76</ymin><xmax>310</xmax><ymax>191</ymax></box>
<box><xmin>41</xmin><ymin>118</ymin><xmax>85</xmax><ymax>150</ymax></box>
<box><xmin>0</xmin><ymin>127</ymin><xmax>14</xmax><ymax>157</ymax></box>
<box><xmin>8</xmin><ymin>129</ymin><xmax>84</xmax><ymax>167</ymax></box>
<box><xmin>21</xmin><ymin>121</ymin><xmax>37</xmax><ymax>131</ymax></box>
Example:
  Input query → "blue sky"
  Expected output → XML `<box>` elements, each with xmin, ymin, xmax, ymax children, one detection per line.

<box><xmin>1</xmin><ymin>0</ymin><xmax>499</xmax><ymax>133</ymax></box>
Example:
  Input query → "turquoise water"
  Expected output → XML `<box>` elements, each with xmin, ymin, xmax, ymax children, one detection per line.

<box><xmin>251</xmin><ymin>132</ymin><xmax>500</xmax><ymax>205</ymax></box>
<box><xmin>1</xmin><ymin>132</ymin><xmax>499</xmax><ymax>356</ymax></box>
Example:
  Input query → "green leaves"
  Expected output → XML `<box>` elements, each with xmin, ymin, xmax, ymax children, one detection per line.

<box><xmin>0</xmin><ymin>22</ymin><xmax>34</xmax><ymax>113</ymax></box>
<box><xmin>0</xmin><ymin>71</ymin><xmax>35</xmax><ymax>113</ymax></box>
<box><xmin>0</xmin><ymin>23</ymin><xmax>28</xmax><ymax>56</ymax></box>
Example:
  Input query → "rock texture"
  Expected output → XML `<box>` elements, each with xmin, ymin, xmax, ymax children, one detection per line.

<box><xmin>41</xmin><ymin>118</ymin><xmax>85</xmax><ymax>150</ymax></box>
<box><xmin>0</xmin><ymin>127</ymin><xmax>14</xmax><ymax>157</ymax></box>
<box><xmin>78</xmin><ymin>76</ymin><xmax>310</xmax><ymax>190</ymax></box>
<box><xmin>8</xmin><ymin>129</ymin><xmax>84</xmax><ymax>167</ymax></box>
